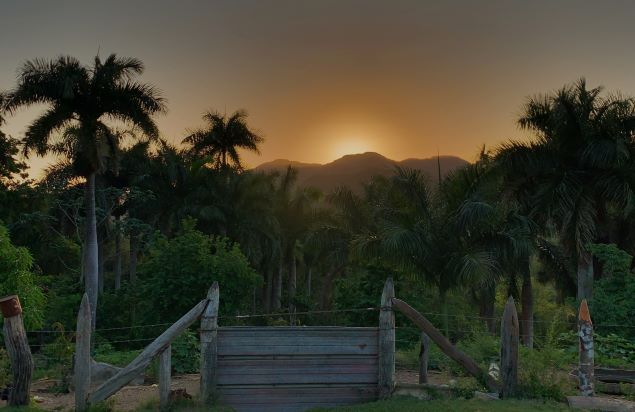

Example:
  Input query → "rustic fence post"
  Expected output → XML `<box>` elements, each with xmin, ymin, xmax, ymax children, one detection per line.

<box><xmin>0</xmin><ymin>295</ymin><xmax>34</xmax><ymax>406</ymax></box>
<box><xmin>378</xmin><ymin>278</ymin><xmax>395</xmax><ymax>399</ymax></box>
<box><xmin>74</xmin><ymin>294</ymin><xmax>92</xmax><ymax>412</ymax></box>
<box><xmin>159</xmin><ymin>345</ymin><xmax>171</xmax><ymax>410</ymax></box>
<box><xmin>419</xmin><ymin>332</ymin><xmax>430</xmax><ymax>384</ymax></box>
<box><xmin>500</xmin><ymin>296</ymin><xmax>519</xmax><ymax>398</ymax></box>
<box><xmin>200</xmin><ymin>282</ymin><xmax>219</xmax><ymax>405</ymax></box>
<box><xmin>578</xmin><ymin>299</ymin><xmax>594</xmax><ymax>397</ymax></box>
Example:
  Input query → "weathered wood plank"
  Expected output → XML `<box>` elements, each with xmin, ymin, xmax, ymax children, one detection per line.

<box><xmin>595</xmin><ymin>368</ymin><xmax>635</xmax><ymax>384</ymax></box>
<box><xmin>567</xmin><ymin>395</ymin><xmax>635</xmax><ymax>412</ymax></box>
<box><xmin>419</xmin><ymin>332</ymin><xmax>430</xmax><ymax>384</ymax></box>
<box><xmin>218</xmin><ymin>327</ymin><xmax>378</xmax><ymax>337</ymax></box>
<box><xmin>74</xmin><ymin>294</ymin><xmax>91</xmax><ymax>412</ymax></box>
<box><xmin>0</xmin><ymin>295</ymin><xmax>34</xmax><ymax>407</ymax></box>
<box><xmin>89</xmin><ymin>297</ymin><xmax>209</xmax><ymax>403</ymax></box>
<box><xmin>391</xmin><ymin>297</ymin><xmax>500</xmax><ymax>393</ymax></box>
<box><xmin>500</xmin><ymin>296</ymin><xmax>519</xmax><ymax>398</ymax></box>
<box><xmin>218</xmin><ymin>344</ymin><xmax>378</xmax><ymax>356</ymax></box>
<box><xmin>378</xmin><ymin>278</ymin><xmax>395</xmax><ymax>399</ymax></box>
<box><xmin>218</xmin><ymin>356</ymin><xmax>378</xmax><ymax>367</ymax></box>
<box><xmin>159</xmin><ymin>345</ymin><xmax>171</xmax><ymax>411</ymax></box>
<box><xmin>218</xmin><ymin>372</ymin><xmax>377</xmax><ymax>385</ymax></box>
<box><xmin>578</xmin><ymin>299</ymin><xmax>594</xmax><ymax>396</ymax></box>
<box><xmin>218</xmin><ymin>336</ymin><xmax>378</xmax><ymax>347</ymax></box>
<box><xmin>200</xmin><ymin>282</ymin><xmax>219</xmax><ymax>405</ymax></box>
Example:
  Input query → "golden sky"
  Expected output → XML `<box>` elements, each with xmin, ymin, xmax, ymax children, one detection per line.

<box><xmin>3</xmin><ymin>0</ymin><xmax>635</xmax><ymax>177</ymax></box>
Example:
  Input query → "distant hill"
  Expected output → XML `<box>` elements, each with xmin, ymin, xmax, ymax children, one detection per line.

<box><xmin>254</xmin><ymin>152</ymin><xmax>469</xmax><ymax>192</ymax></box>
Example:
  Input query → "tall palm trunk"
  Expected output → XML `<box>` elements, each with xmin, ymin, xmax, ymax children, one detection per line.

<box><xmin>577</xmin><ymin>250</ymin><xmax>594</xmax><ymax>300</ymax></box>
<box><xmin>306</xmin><ymin>266</ymin><xmax>312</xmax><ymax>298</ymax></box>
<box><xmin>288</xmin><ymin>254</ymin><xmax>297</xmax><ymax>324</ymax></box>
<box><xmin>114</xmin><ymin>229</ymin><xmax>122</xmax><ymax>290</ymax></box>
<box><xmin>273</xmin><ymin>258</ymin><xmax>283</xmax><ymax>310</ymax></box>
<box><xmin>478</xmin><ymin>284</ymin><xmax>496</xmax><ymax>334</ymax></box>
<box><xmin>264</xmin><ymin>266</ymin><xmax>273</xmax><ymax>313</ymax></box>
<box><xmin>98</xmin><ymin>240</ymin><xmax>105</xmax><ymax>294</ymax></box>
<box><xmin>520</xmin><ymin>272</ymin><xmax>534</xmax><ymax>348</ymax></box>
<box><xmin>129</xmin><ymin>231</ymin><xmax>139</xmax><ymax>284</ymax></box>
<box><xmin>84</xmin><ymin>173</ymin><xmax>99</xmax><ymax>329</ymax></box>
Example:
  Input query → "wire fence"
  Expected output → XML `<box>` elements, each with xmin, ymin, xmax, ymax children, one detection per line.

<box><xmin>5</xmin><ymin>305</ymin><xmax>633</xmax><ymax>369</ymax></box>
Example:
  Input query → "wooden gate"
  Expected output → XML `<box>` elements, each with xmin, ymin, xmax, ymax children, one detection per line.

<box><xmin>216</xmin><ymin>326</ymin><xmax>379</xmax><ymax>412</ymax></box>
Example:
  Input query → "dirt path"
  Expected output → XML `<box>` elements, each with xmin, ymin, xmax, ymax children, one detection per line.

<box><xmin>5</xmin><ymin>370</ymin><xmax>446</xmax><ymax>411</ymax></box>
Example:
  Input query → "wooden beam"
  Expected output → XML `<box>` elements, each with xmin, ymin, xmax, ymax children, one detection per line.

<box><xmin>578</xmin><ymin>299</ymin><xmax>594</xmax><ymax>396</ymax></box>
<box><xmin>500</xmin><ymin>296</ymin><xmax>519</xmax><ymax>398</ymax></box>
<box><xmin>159</xmin><ymin>345</ymin><xmax>171</xmax><ymax>411</ymax></box>
<box><xmin>419</xmin><ymin>332</ymin><xmax>430</xmax><ymax>384</ymax></box>
<box><xmin>74</xmin><ymin>294</ymin><xmax>91</xmax><ymax>412</ymax></box>
<box><xmin>391</xmin><ymin>297</ymin><xmax>499</xmax><ymax>393</ymax></box>
<box><xmin>0</xmin><ymin>295</ymin><xmax>33</xmax><ymax>406</ymax></box>
<box><xmin>378</xmin><ymin>278</ymin><xmax>395</xmax><ymax>399</ymax></box>
<box><xmin>200</xmin><ymin>282</ymin><xmax>219</xmax><ymax>405</ymax></box>
<box><xmin>89</xmin><ymin>297</ymin><xmax>209</xmax><ymax>403</ymax></box>
<box><xmin>567</xmin><ymin>395</ymin><xmax>635</xmax><ymax>412</ymax></box>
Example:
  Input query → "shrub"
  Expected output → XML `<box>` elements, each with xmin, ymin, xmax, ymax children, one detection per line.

<box><xmin>0</xmin><ymin>225</ymin><xmax>45</xmax><ymax>329</ymax></box>
<box><xmin>171</xmin><ymin>329</ymin><xmax>200</xmax><ymax>374</ymax></box>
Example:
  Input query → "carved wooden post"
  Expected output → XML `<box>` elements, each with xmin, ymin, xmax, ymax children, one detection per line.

<box><xmin>500</xmin><ymin>296</ymin><xmax>519</xmax><ymax>398</ymax></box>
<box><xmin>0</xmin><ymin>295</ymin><xmax>34</xmax><ymax>406</ymax></box>
<box><xmin>378</xmin><ymin>278</ymin><xmax>395</xmax><ymax>399</ymax></box>
<box><xmin>74</xmin><ymin>294</ymin><xmax>92</xmax><ymax>412</ymax></box>
<box><xmin>578</xmin><ymin>299</ymin><xmax>594</xmax><ymax>397</ymax></box>
<box><xmin>419</xmin><ymin>332</ymin><xmax>430</xmax><ymax>384</ymax></box>
<box><xmin>200</xmin><ymin>282</ymin><xmax>219</xmax><ymax>405</ymax></box>
<box><xmin>159</xmin><ymin>345</ymin><xmax>171</xmax><ymax>410</ymax></box>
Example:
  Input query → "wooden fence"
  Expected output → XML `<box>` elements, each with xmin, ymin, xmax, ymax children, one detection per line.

<box><xmin>215</xmin><ymin>327</ymin><xmax>379</xmax><ymax>411</ymax></box>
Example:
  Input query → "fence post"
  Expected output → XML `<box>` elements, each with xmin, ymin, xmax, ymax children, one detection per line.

<box><xmin>74</xmin><ymin>294</ymin><xmax>92</xmax><ymax>412</ymax></box>
<box><xmin>0</xmin><ymin>295</ymin><xmax>34</xmax><ymax>406</ymax></box>
<box><xmin>419</xmin><ymin>332</ymin><xmax>430</xmax><ymax>384</ymax></box>
<box><xmin>159</xmin><ymin>345</ymin><xmax>171</xmax><ymax>410</ymax></box>
<box><xmin>378</xmin><ymin>278</ymin><xmax>395</xmax><ymax>399</ymax></box>
<box><xmin>500</xmin><ymin>296</ymin><xmax>519</xmax><ymax>398</ymax></box>
<box><xmin>200</xmin><ymin>281</ymin><xmax>219</xmax><ymax>405</ymax></box>
<box><xmin>578</xmin><ymin>299</ymin><xmax>594</xmax><ymax>397</ymax></box>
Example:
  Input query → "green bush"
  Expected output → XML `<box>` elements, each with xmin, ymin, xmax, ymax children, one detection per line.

<box><xmin>517</xmin><ymin>346</ymin><xmax>575</xmax><ymax>400</ymax></box>
<box><xmin>171</xmin><ymin>329</ymin><xmax>200</xmax><ymax>374</ymax></box>
<box><xmin>138</xmin><ymin>219</ymin><xmax>261</xmax><ymax>324</ymax></box>
<box><xmin>0</xmin><ymin>225</ymin><xmax>45</xmax><ymax>329</ymax></box>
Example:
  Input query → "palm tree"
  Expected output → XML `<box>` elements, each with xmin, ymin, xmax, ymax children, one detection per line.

<box><xmin>496</xmin><ymin>78</ymin><xmax>635</xmax><ymax>300</ymax></box>
<box><xmin>2</xmin><ymin>54</ymin><xmax>166</xmax><ymax>326</ymax></box>
<box><xmin>183</xmin><ymin>110</ymin><xmax>263</xmax><ymax>170</ymax></box>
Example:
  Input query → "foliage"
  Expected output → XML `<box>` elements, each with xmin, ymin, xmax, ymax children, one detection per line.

<box><xmin>171</xmin><ymin>329</ymin><xmax>200</xmax><ymax>374</ymax></box>
<box><xmin>138</xmin><ymin>219</ymin><xmax>260</xmax><ymax>323</ymax></box>
<box><xmin>588</xmin><ymin>243</ymin><xmax>635</xmax><ymax>339</ymax></box>
<box><xmin>517</xmin><ymin>345</ymin><xmax>576</xmax><ymax>400</ymax></box>
<box><xmin>0</xmin><ymin>225</ymin><xmax>45</xmax><ymax>329</ymax></box>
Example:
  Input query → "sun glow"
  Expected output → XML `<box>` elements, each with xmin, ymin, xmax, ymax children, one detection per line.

<box><xmin>331</xmin><ymin>138</ymin><xmax>374</xmax><ymax>159</ymax></box>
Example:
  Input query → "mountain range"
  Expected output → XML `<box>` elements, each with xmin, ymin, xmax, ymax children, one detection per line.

<box><xmin>253</xmin><ymin>152</ymin><xmax>469</xmax><ymax>192</ymax></box>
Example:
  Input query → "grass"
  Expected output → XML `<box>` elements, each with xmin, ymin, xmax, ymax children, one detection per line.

<box><xmin>308</xmin><ymin>397</ymin><xmax>574</xmax><ymax>412</ymax></box>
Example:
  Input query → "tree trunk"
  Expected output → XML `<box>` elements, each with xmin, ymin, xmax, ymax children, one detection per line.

<box><xmin>288</xmin><ymin>254</ymin><xmax>297</xmax><ymax>324</ymax></box>
<box><xmin>320</xmin><ymin>269</ymin><xmax>335</xmax><ymax>310</ymax></box>
<box><xmin>577</xmin><ymin>250</ymin><xmax>594</xmax><ymax>300</ymax></box>
<box><xmin>440</xmin><ymin>291</ymin><xmax>450</xmax><ymax>338</ymax></box>
<box><xmin>478</xmin><ymin>284</ymin><xmax>496</xmax><ymax>334</ymax></box>
<box><xmin>273</xmin><ymin>258</ymin><xmax>283</xmax><ymax>310</ymax></box>
<box><xmin>520</xmin><ymin>273</ymin><xmax>534</xmax><ymax>348</ymax></box>
<box><xmin>114</xmin><ymin>229</ymin><xmax>122</xmax><ymax>290</ymax></box>
<box><xmin>129</xmin><ymin>231</ymin><xmax>139</xmax><ymax>284</ymax></box>
<box><xmin>264</xmin><ymin>266</ymin><xmax>273</xmax><ymax>313</ymax></box>
<box><xmin>85</xmin><ymin>173</ymin><xmax>99</xmax><ymax>329</ymax></box>
<box><xmin>306</xmin><ymin>266</ymin><xmax>312</xmax><ymax>298</ymax></box>
<box><xmin>0</xmin><ymin>296</ymin><xmax>33</xmax><ymax>406</ymax></box>
<box><xmin>98</xmin><ymin>239</ymin><xmax>105</xmax><ymax>294</ymax></box>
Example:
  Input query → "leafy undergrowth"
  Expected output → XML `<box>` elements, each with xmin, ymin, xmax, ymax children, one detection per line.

<box><xmin>308</xmin><ymin>397</ymin><xmax>574</xmax><ymax>411</ymax></box>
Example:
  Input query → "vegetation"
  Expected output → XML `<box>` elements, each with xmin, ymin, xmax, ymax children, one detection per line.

<box><xmin>1</xmin><ymin>54</ymin><xmax>635</xmax><ymax>409</ymax></box>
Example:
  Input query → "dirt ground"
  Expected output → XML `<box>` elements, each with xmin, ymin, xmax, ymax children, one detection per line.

<box><xmin>0</xmin><ymin>369</ymin><xmax>446</xmax><ymax>411</ymax></box>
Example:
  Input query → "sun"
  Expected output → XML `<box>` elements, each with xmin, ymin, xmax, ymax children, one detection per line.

<box><xmin>332</xmin><ymin>138</ymin><xmax>373</xmax><ymax>159</ymax></box>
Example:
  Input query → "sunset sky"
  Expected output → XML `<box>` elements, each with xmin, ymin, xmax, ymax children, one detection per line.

<box><xmin>3</xmin><ymin>0</ymin><xmax>635</xmax><ymax>177</ymax></box>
